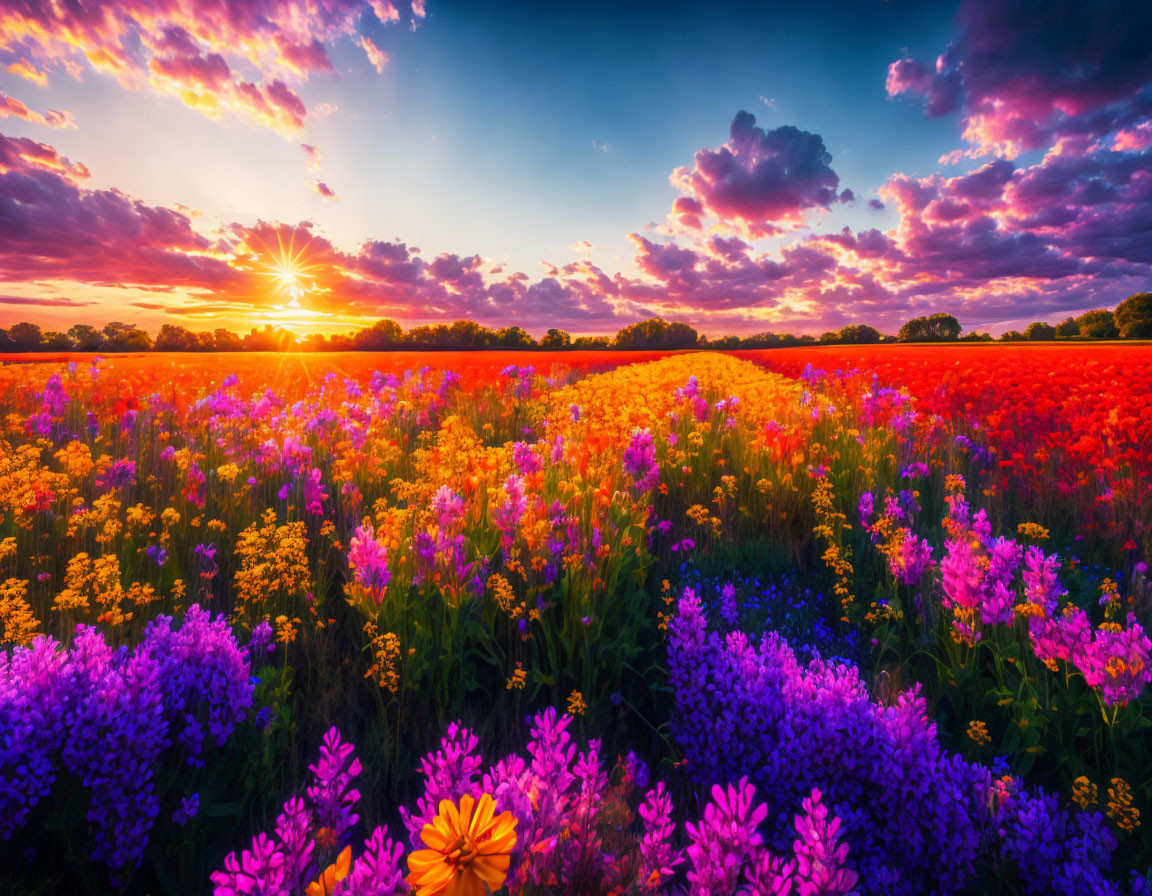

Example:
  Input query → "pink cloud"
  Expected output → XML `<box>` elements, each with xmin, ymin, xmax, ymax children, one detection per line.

<box><xmin>669</xmin><ymin>111</ymin><xmax>844</xmax><ymax>238</ymax></box>
<box><xmin>887</xmin><ymin>0</ymin><xmax>1152</xmax><ymax>158</ymax></box>
<box><xmin>0</xmin><ymin>90</ymin><xmax>75</xmax><ymax>129</ymax></box>
<box><xmin>0</xmin><ymin>1</ymin><xmax>422</xmax><ymax>137</ymax></box>
<box><xmin>308</xmin><ymin>179</ymin><xmax>338</xmax><ymax>200</ymax></box>
<box><xmin>301</xmin><ymin>144</ymin><xmax>322</xmax><ymax>170</ymax></box>
<box><xmin>359</xmin><ymin>36</ymin><xmax>389</xmax><ymax>74</ymax></box>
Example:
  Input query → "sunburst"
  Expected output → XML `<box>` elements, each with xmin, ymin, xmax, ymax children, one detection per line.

<box><xmin>256</xmin><ymin>230</ymin><xmax>323</xmax><ymax>308</ymax></box>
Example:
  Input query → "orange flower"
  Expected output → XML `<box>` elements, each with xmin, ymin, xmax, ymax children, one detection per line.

<box><xmin>406</xmin><ymin>793</ymin><xmax>517</xmax><ymax>896</ymax></box>
<box><xmin>306</xmin><ymin>844</ymin><xmax>351</xmax><ymax>896</ymax></box>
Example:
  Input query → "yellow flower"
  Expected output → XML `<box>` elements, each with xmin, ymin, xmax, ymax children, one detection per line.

<box><xmin>406</xmin><ymin>793</ymin><xmax>517</xmax><ymax>896</ymax></box>
<box><xmin>1072</xmin><ymin>776</ymin><xmax>1097</xmax><ymax>810</ymax></box>
<box><xmin>567</xmin><ymin>690</ymin><xmax>587</xmax><ymax>716</ymax></box>
<box><xmin>967</xmin><ymin>720</ymin><xmax>990</xmax><ymax>746</ymax></box>
<box><xmin>1107</xmin><ymin>777</ymin><xmax>1140</xmax><ymax>833</ymax></box>
<box><xmin>306</xmin><ymin>844</ymin><xmax>352</xmax><ymax>896</ymax></box>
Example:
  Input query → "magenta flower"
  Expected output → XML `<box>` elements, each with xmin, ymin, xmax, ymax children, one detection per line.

<box><xmin>793</xmin><ymin>788</ymin><xmax>858</xmax><ymax>896</ymax></box>
<box><xmin>348</xmin><ymin>524</ymin><xmax>391</xmax><ymax>604</ymax></box>
<box><xmin>623</xmin><ymin>428</ymin><xmax>660</xmax><ymax>492</ymax></box>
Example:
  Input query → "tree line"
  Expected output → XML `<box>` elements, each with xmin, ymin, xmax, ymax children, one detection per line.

<box><xmin>1</xmin><ymin>293</ymin><xmax>1149</xmax><ymax>353</ymax></box>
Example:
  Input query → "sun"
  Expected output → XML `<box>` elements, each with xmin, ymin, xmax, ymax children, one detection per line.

<box><xmin>256</xmin><ymin>230</ymin><xmax>323</xmax><ymax>308</ymax></box>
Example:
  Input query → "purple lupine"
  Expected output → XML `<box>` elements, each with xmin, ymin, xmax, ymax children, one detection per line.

<box><xmin>399</xmin><ymin>721</ymin><xmax>482</xmax><ymax>847</ymax></box>
<box><xmin>274</xmin><ymin>795</ymin><xmax>315</xmax><ymax>884</ymax></box>
<box><xmin>1021</xmin><ymin>546</ymin><xmax>1064</xmax><ymax>616</ymax></box>
<box><xmin>513</xmin><ymin>441</ymin><xmax>543</xmax><ymax>475</ymax></box>
<box><xmin>792</xmin><ymin>788</ymin><xmax>858</xmax><ymax>896</ymax></box>
<box><xmin>348</xmin><ymin>524</ymin><xmax>391</xmax><ymax>604</ymax></box>
<box><xmin>637</xmin><ymin>782</ymin><xmax>683</xmax><ymax>891</ymax></box>
<box><xmin>685</xmin><ymin>777</ymin><xmax>769</xmax><ymax>894</ymax></box>
<box><xmin>341</xmin><ymin>825</ymin><xmax>407</xmax><ymax>895</ymax></box>
<box><xmin>304</xmin><ymin>467</ymin><xmax>328</xmax><ymax>516</ymax></box>
<box><xmin>494</xmin><ymin>474</ymin><xmax>528</xmax><ymax>546</ymax></box>
<box><xmin>623</xmin><ymin>428</ymin><xmax>660</xmax><ymax>492</ymax></box>
<box><xmin>211</xmin><ymin>833</ymin><xmax>287</xmax><ymax>896</ymax></box>
<box><xmin>889</xmin><ymin>530</ymin><xmax>934</xmax><ymax>585</ymax></box>
<box><xmin>307</xmin><ymin>728</ymin><xmax>362</xmax><ymax>845</ymax></box>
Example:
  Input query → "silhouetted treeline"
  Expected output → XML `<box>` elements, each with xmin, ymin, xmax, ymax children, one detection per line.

<box><xmin>2</xmin><ymin>294</ymin><xmax>1149</xmax><ymax>352</ymax></box>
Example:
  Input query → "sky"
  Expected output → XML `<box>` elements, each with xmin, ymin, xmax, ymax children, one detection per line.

<box><xmin>0</xmin><ymin>0</ymin><xmax>1150</xmax><ymax>337</ymax></box>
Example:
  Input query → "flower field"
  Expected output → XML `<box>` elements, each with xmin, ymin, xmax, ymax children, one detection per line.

<box><xmin>2</xmin><ymin>346</ymin><xmax>1151</xmax><ymax>895</ymax></box>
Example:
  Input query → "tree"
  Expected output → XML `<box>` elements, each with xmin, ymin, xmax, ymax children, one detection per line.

<box><xmin>571</xmin><ymin>335</ymin><xmax>609</xmax><ymax>349</ymax></box>
<box><xmin>897</xmin><ymin>313</ymin><xmax>961</xmax><ymax>343</ymax></box>
<box><xmin>1000</xmin><ymin>330</ymin><xmax>1026</xmax><ymax>342</ymax></box>
<box><xmin>41</xmin><ymin>331</ymin><xmax>72</xmax><ymax>350</ymax></box>
<box><xmin>8</xmin><ymin>322</ymin><xmax>43</xmax><ymax>351</ymax></box>
<box><xmin>155</xmin><ymin>324</ymin><xmax>196</xmax><ymax>351</ymax></box>
<box><xmin>1074</xmin><ymin>309</ymin><xmax>1118</xmax><ymax>339</ymax></box>
<box><xmin>1024</xmin><ymin>321</ymin><xmax>1056</xmax><ymax>341</ymax></box>
<box><xmin>818</xmin><ymin>331</ymin><xmax>840</xmax><ymax>344</ymax></box>
<box><xmin>1054</xmin><ymin>317</ymin><xmax>1079</xmax><ymax>338</ymax></box>
<box><xmin>496</xmin><ymin>326</ymin><xmax>536</xmax><ymax>348</ymax></box>
<box><xmin>102</xmin><ymin>321</ymin><xmax>153</xmax><ymax>351</ymax></box>
<box><xmin>1114</xmin><ymin>293</ymin><xmax>1152</xmax><ymax>338</ymax></box>
<box><xmin>213</xmin><ymin>328</ymin><xmax>243</xmax><ymax>351</ymax></box>
<box><xmin>837</xmin><ymin>324</ymin><xmax>881</xmax><ymax>344</ymax></box>
<box><xmin>351</xmin><ymin>319</ymin><xmax>403</xmax><ymax>350</ymax></box>
<box><xmin>613</xmin><ymin>317</ymin><xmax>698</xmax><ymax>350</ymax></box>
<box><xmin>68</xmin><ymin>324</ymin><xmax>104</xmax><ymax>350</ymax></box>
<box><xmin>447</xmin><ymin>319</ymin><xmax>495</xmax><ymax>348</ymax></box>
<box><xmin>960</xmin><ymin>331</ymin><xmax>994</xmax><ymax>342</ymax></box>
<box><xmin>541</xmin><ymin>328</ymin><xmax>572</xmax><ymax>349</ymax></box>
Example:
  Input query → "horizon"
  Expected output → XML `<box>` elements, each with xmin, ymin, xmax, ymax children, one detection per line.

<box><xmin>1</xmin><ymin>1</ymin><xmax>1151</xmax><ymax>338</ymax></box>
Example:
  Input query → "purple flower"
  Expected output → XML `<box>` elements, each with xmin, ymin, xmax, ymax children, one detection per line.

<box><xmin>306</xmin><ymin>728</ymin><xmax>362</xmax><ymax>844</ymax></box>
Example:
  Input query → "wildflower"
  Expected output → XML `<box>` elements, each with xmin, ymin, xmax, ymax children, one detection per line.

<box><xmin>405</xmin><ymin>793</ymin><xmax>517</xmax><ymax>896</ymax></box>
<box><xmin>623</xmin><ymin>428</ymin><xmax>660</xmax><ymax>492</ymax></box>
<box><xmin>566</xmin><ymin>690</ymin><xmax>587</xmax><ymax>716</ymax></box>
<box><xmin>1107</xmin><ymin>778</ymin><xmax>1139</xmax><ymax>832</ymax></box>
<box><xmin>1072</xmin><ymin>776</ymin><xmax>1097</xmax><ymax>810</ymax></box>
<box><xmin>348</xmin><ymin>523</ymin><xmax>391</xmax><ymax>605</ymax></box>
<box><xmin>506</xmin><ymin>664</ymin><xmax>526</xmax><ymax>690</ymax></box>
<box><xmin>306</xmin><ymin>845</ymin><xmax>352</xmax><ymax>896</ymax></box>
<box><xmin>967</xmin><ymin>720</ymin><xmax>990</xmax><ymax>746</ymax></box>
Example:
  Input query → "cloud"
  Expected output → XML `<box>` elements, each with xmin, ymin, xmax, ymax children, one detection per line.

<box><xmin>0</xmin><ymin>294</ymin><xmax>93</xmax><ymax>307</ymax></box>
<box><xmin>0</xmin><ymin>90</ymin><xmax>75</xmax><ymax>129</ymax></box>
<box><xmin>308</xmin><ymin>180</ymin><xmax>338</xmax><ymax>200</ymax></box>
<box><xmin>301</xmin><ymin>144</ymin><xmax>323</xmax><ymax>170</ymax></box>
<box><xmin>0</xmin><ymin>133</ymin><xmax>239</xmax><ymax>291</ymax></box>
<box><xmin>0</xmin><ymin>1</ymin><xmax>424</xmax><ymax>137</ymax></box>
<box><xmin>669</xmin><ymin>111</ymin><xmax>843</xmax><ymax>238</ymax></box>
<box><xmin>359</xmin><ymin>36</ymin><xmax>389</xmax><ymax>74</ymax></box>
<box><xmin>886</xmin><ymin>0</ymin><xmax>1152</xmax><ymax>157</ymax></box>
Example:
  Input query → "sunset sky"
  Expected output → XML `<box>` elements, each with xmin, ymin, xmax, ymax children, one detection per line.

<box><xmin>1</xmin><ymin>0</ymin><xmax>1150</xmax><ymax>337</ymax></box>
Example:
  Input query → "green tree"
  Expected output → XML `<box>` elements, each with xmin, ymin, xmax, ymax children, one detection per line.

<box><xmin>572</xmin><ymin>335</ymin><xmax>609</xmax><ymax>349</ymax></box>
<box><xmin>41</xmin><ymin>331</ymin><xmax>73</xmax><ymax>350</ymax></box>
<box><xmin>155</xmin><ymin>324</ymin><xmax>196</xmax><ymax>351</ymax></box>
<box><xmin>351</xmin><ymin>319</ymin><xmax>403</xmax><ymax>350</ymax></box>
<box><xmin>1000</xmin><ymin>330</ymin><xmax>1027</xmax><ymax>342</ymax></box>
<box><xmin>837</xmin><ymin>324</ymin><xmax>881</xmax><ymax>344</ymax></box>
<box><xmin>1114</xmin><ymin>293</ymin><xmax>1152</xmax><ymax>338</ymax></box>
<box><xmin>68</xmin><ymin>324</ymin><xmax>104</xmax><ymax>350</ymax></box>
<box><xmin>102</xmin><ymin>321</ymin><xmax>153</xmax><ymax>351</ymax></box>
<box><xmin>8</xmin><ymin>322</ymin><xmax>42</xmax><ymax>350</ymax></box>
<box><xmin>897</xmin><ymin>313</ymin><xmax>961</xmax><ymax>342</ymax></box>
<box><xmin>1024</xmin><ymin>321</ymin><xmax>1056</xmax><ymax>341</ymax></box>
<box><xmin>1054</xmin><ymin>317</ymin><xmax>1079</xmax><ymax>338</ymax></box>
<box><xmin>613</xmin><ymin>317</ymin><xmax>698</xmax><ymax>350</ymax></box>
<box><xmin>1074</xmin><ymin>308</ymin><xmax>1118</xmax><ymax>339</ymax></box>
<box><xmin>541</xmin><ymin>328</ymin><xmax>572</xmax><ymax>349</ymax></box>
<box><xmin>495</xmin><ymin>326</ymin><xmax>536</xmax><ymax>348</ymax></box>
<box><xmin>213</xmin><ymin>328</ymin><xmax>243</xmax><ymax>351</ymax></box>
